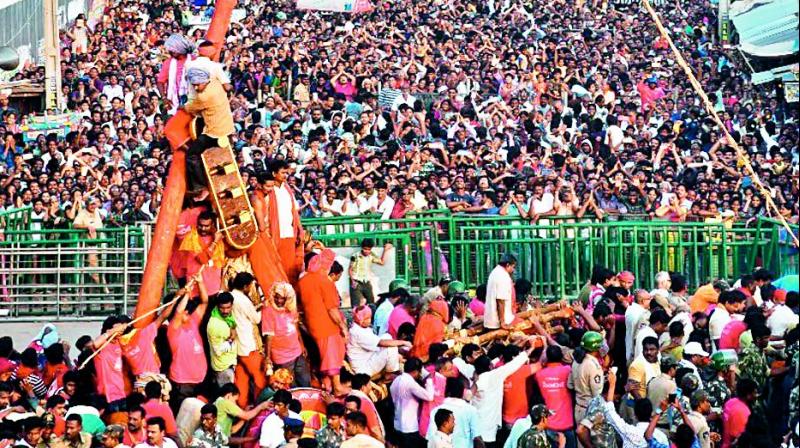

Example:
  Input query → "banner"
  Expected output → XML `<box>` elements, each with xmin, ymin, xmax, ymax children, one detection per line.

<box><xmin>329</xmin><ymin>247</ymin><xmax>396</xmax><ymax>307</ymax></box>
<box><xmin>296</xmin><ymin>0</ymin><xmax>372</xmax><ymax>13</ymax></box>
<box><xmin>786</xmin><ymin>82</ymin><xmax>799</xmax><ymax>103</ymax></box>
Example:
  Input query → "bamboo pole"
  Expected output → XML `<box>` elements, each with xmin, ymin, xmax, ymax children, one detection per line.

<box><xmin>642</xmin><ymin>0</ymin><xmax>799</xmax><ymax>247</ymax></box>
<box><xmin>79</xmin><ymin>266</ymin><xmax>206</xmax><ymax>370</ymax></box>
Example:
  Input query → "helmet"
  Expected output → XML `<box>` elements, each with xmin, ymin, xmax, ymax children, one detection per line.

<box><xmin>710</xmin><ymin>350</ymin><xmax>738</xmax><ymax>371</ymax></box>
<box><xmin>388</xmin><ymin>278</ymin><xmax>409</xmax><ymax>293</ymax></box>
<box><xmin>581</xmin><ymin>331</ymin><xmax>604</xmax><ymax>352</ymax></box>
<box><xmin>447</xmin><ymin>280</ymin><xmax>466</xmax><ymax>296</ymax></box>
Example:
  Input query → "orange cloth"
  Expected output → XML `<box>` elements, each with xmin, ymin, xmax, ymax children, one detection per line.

<box><xmin>298</xmin><ymin>271</ymin><xmax>341</xmax><ymax>340</ymax></box>
<box><xmin>277</xmin><ymin>238</ymin><xmax>303</xmax><ymax>285</ymax></box>
<box><xmin>234</xmin><ymin>351</ymin><xmax>267</xmax><ymax>408</ymax></box>
<box><xmin>689</xmin><ymin>283</ymin><xmax>719</xmax><ymax>314</ymax></box>
<box><xmin>411</xmin><ymin>299</ymin><xmax>449</xmax><ymax>361</ymax></box>
<box><xmin>267</xmin><ymin>184</ymin><xmax>304</xmax><ymax>284</ymax></box>
<box><xmin>246</xmin><ymin>234</ymin><xmax>288</xmax><ymax>295</ymax></box>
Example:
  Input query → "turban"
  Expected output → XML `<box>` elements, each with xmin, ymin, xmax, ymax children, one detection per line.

<box><xmin>186</xmin><ymin>67</ymin><xmax>210</xmax><ymax>86</ymax></box>
<box><xmin>164</xmin><ymin>34</ymin><xmax>195</xmax><ymax>55</ymax></box>
<box><xmin>267</xmin><ymin>281</ymin><xmax>297</xmax><ymax>313</ymax></box>
<box><xmin>618</xmin><ymin>271</ymin><xmax>635</xmax><ymax>283</ymax></box>
<box><xmin>270</xmin><ymin>368</ymin><xmax>294</xmax><ymax>389</ymax></box>
<box><xmin>353</xmin><ymin>305</ymin><xmax>372</xmax><ymax>327</ymax></box>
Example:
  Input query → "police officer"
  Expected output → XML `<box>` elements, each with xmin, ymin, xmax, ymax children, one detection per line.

<box><xmin>568</xmin><ymin>331</ymin><xmax>606</xmax><ymax>422</ymax></box>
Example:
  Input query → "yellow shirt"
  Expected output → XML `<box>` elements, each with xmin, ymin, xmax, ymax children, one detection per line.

<box><xmin>184</xmin><ymin>79</ymin><xmax>235</xmax><ymax>138</ymax></box>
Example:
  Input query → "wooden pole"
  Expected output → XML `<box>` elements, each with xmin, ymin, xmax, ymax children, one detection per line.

<box><xmin>642</xmin><ymin>0</ymin><xmax>798</xmax><ymax>247</ymax></box>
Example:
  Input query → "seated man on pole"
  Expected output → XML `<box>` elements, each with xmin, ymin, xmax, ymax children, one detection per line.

<box><xmin>181</xmin><ymin>67</ymin><xmax>235</xmax><ymax>200</ymax></box>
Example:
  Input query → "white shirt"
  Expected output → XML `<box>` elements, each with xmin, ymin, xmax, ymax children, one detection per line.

<box><xmin>452</xmin><ymin>357</ymin><xmax>475</xmax><ymax>384</ymax></box>
<box><xmin>389</xmin><ymin>372</ymin><xmax>434</xmax><ymax>433</ymax></box>
<box><xmin>273</xmin><ymin>184</ymin><xmax>296</xmax><ymax>238</ymax></box>
<box><xmin>472</xmin><ymin>352</ymin><xmax>528</xmax><ymax>443</ymax></box>
<box><xmin>605</xmin><ymin>125</ymin><xmax>624</xmax><ymax>149</ymax></box>
<box><xmin>484</xmin><ymin>265</ymin><xmax>514</xmax><ymax>330</ymax></box>
<box><xmin>766</xmin><ymin>303</ymin><xmax>799</xmax><ymax>337</ymax></box>
<box><xmin>258</xmin><ymin>411</ymin><xmax>300</xmax><ymax>448</ymax></box>
<box><xmin>530</xmin><ymin>192</ymin><xmax>555</xmax><ymax>215</ymax></box>
<box><xmin>340</xmin><ymin>433</ymin><xmax>385</xmax><ymax>448</ymax></box>
<box><xmin>709</xmin><ymin>306</ymin><xmax>731</xmax><ymax>341</ymax></box>
<box><xmin>503</xmin><ymin>416</ymin><xmax>531</xmax><ymax>448</ymax></box>
<box><xmin>426</xmin><ymin>398</ymin><xmax>481</xmax><ymax>448</ymax></box>
<box><xmin>103</xmin><ymin>84</ymin><xmax>124</xmax><ymax>100</ymax></box>
<box><xmin>134</xmin><ymin>440</ymin><xmax>178</xmax><ymax>448</ymax></box>
<box><xmin>427</xmin><ymin>431</ymin><xmax>454</xmax><ymax>448</ymax></box>
<box><xmin>602</xmin><ymin>401</ymin><xmax>669</xmax><ymax>448</ymax></box>
<box><xmin>232</xmin><ymin>290</ymin><xmax>260</xmax><ymax>356</ymax></box>
<box><xmin>625</xmin><ymin>302</ymin><xmax>647</xmax><ymax>363</ymax></box>
<box><xmin>347</xmin><ymin>324</ymin><xmax>382</xmax><ymax>372</ymax></box>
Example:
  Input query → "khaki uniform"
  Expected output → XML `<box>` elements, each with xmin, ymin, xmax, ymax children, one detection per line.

<box><xmin>568</xmin><ymin>354</ymin><xmax>604</xmax><ymax>422</ymax></box>
<box><xmin>647</xmin><ymin>373</ymin><xmax>677</xmax><ymax>427</ymax></box>
<box><xmin>686</xmin><ymin>410</ymin><xmax>711</xmax><ymax>448</ymax></box>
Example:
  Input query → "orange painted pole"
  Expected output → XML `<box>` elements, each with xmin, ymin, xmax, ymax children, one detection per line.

<box><xmin>133</xmin><ymin>3</ymin><xmax>237</xmax><ymax>326</ymax></box>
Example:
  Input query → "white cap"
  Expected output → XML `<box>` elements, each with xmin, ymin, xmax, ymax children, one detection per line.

<box><xmin>684</xmin><ymin>341</ymin><xmax>709</xmax><ymax>357</ymax></box>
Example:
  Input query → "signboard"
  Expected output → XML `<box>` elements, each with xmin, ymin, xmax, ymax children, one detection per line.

<box><xmin>21</xmin><ymin>113</ymin><xmax>82</xmax><ymax>142</ymax></box>
<box><xmin>718</xmin><ymin>0</ymin><xmax>731</xmax><ymax>46</ymax></box>
<box><xmin>329</xmin><ymin>246</ymin><xmax>396</xmax><ymax>307</ymax></box>
<box><xmin>296</xmin><ymin>0</ymin><xmax>372</xmax><ymax>13</ymax></box>
<box><xmin>786</xmin><ymin>82</ymin><xmax>799</xmax><ymax>103</ymax></box>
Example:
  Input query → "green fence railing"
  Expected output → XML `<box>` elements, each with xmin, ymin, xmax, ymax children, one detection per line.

<box><xmin>303</xmin><ymin>214</ymin><xmax>799</xmax><ymax>299</ymax></box>
<box><xmin>1</xmin><ymin>212</ymin><xmax>796</xmax><ymax>307</ymax></box>
<box><xmin>0</xmin><ymin>206</ymin><xmax>32</xmax><ymax>232</ymax></box>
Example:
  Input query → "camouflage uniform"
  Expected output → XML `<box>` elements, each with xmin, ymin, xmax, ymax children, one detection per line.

<box><xmin>579</xmin><ymin>396</ymin><xmax>618</xmax><ymax>448</ymax></box>
<box><xmin>516</xmin><ymin>427</ymin><xmax>551</xmax><ymax>448</ymax></box>
<box><xmin>790</xmin><ymin>381</ymin><xmax>799</xmax><ymax>428</ymax></box>
<box><xmin>738</xmin><ymin>344</ymin><xmax>769</xmax><ymax>392</ymax></box>
<box><xmin>706</xmin><ymin>376</ymin><xmax>731</xmax><ymax>433</ymax></box>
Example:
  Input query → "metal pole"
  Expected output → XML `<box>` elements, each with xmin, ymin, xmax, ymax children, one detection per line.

<box><xmin>123</xmin><ymin>226</ymin><xmax>129</xmax><ymax>314</ymax></box>
<box><xmin>43</xmin><ymin>0</ymin><xmax>63</xmax><ymax>111</ymax></box>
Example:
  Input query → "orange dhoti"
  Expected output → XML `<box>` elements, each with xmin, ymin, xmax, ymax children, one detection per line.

<box><xmin>234</xmin><ymin>350</ymin><xmax>267</xmax><ymax>408</ymax></box>
<box><xmin>276</xmin><ymin>237</ymin><xmax>304</xmax><ymax>285</ymax></box>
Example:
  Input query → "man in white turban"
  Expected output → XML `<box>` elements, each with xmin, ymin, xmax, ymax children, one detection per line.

<box><xmin>157</xmin><ymin>34</ymin><xmax>196</xmax><ymax>114</ymax></box>
<box><xmin>181</xmin><ymin>67</ymin><xmax>235</xmax><ymax>199</ymax></box>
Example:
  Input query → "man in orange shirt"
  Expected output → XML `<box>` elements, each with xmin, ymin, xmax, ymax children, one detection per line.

<box><xmin>689</xmin><ymin>280</ymin><xmax>727</xmax><ymax>314</ymax></box>
<box><xmin>297</xmin><ymin>249</ymin><xmax>349</xmax><ymax>395</ymax></box>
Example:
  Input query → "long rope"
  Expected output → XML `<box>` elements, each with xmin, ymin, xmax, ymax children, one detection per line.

<box><xmin>642</xmin><ymin>0</ymin><xmax>799</xmax><ymax>247</ymax></box>
<box><xmin>77</xmin><ymin>265</ymin><xmax>207</xmax><ymax>370</ymax></box>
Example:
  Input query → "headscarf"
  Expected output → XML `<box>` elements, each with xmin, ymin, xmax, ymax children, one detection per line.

<box><xmin>353</xmin><ymin>305</ymin><xmax>372</xmax><ymax>327</ymax></box>
<box><xmin>266</xmin><ymin>281</ymin><xmax>297</xmax><ymax>314</ymax></box>
<box><xmin>186</xmin><ymin>67</ymin><xmax>210</xmax><ymax>85</ymax></box>
<box><xmin>428</xmin><ymin>299</ymin><xmax>450</xmax><ymax>324</ymax></box>
<box><xmin>34</xmin><ymin>324</ymin><xmax>60</xmax><ymax>349</ymax></box>
<box><xmin>164</xmin><ymin>34</ymin><xmax>195</xmax><ymax>55</ymax></box>
<box><xmin>307</xmin><ymin>249</ymin><xmax>335</xmax><ymax>274</ymax></box>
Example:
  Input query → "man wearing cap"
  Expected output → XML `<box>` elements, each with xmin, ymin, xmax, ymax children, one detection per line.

<box><xmin>101</xmin><ymin>425</ymin><xmax>129</xmax><ymax>448</ymax></box>
<box><xmin>373</xmin><ymin>279</ymin><xmax>409</xmax><ymax>336</ymax></box>
<box><xmin>517</xmin><ymin>405</ymin><xmax>560</xmax><ymax>448</ymax></box>
<box><xmin>680</xmin><ymin>342</ymin><xmax>709</xmax><ymax>387</ymax></box>
<box><xmin>686</xmin><ymin>390</ymin><xmax>716</xmax><ymax>448</ymax></box>
<box><xmin>568</xmin><ymin>331</ymin><xmax>605</xmax><ymax>423</ymax></box>
<box><xmin>181</xmin><ymin>66</ymin><xmax>235</xmax><ymax>199</ymax></box>
<box><xmin>705</xmin><ymin>351</ymin><xmax>734</xmax><ymax>434</ymax></box>
<box><xmin>280</xmin><ymin>418</ymin><xmax>304</xmax><ymax>448</ymax></box>
<box><xmin>646</xmin><ymin>356</ymin><xmax>678</xmax><ymax>429</ymax></box>
<box><xmin>484</xmin><ymin>254</ymin><xmax>517</xmax><ymax>331</ymax></box>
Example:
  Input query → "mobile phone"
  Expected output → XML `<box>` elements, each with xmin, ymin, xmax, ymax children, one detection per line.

<box><xmin>668</xmin><ymin>393</ymin><xmax>677</xmax><ymax>403</ymax></box>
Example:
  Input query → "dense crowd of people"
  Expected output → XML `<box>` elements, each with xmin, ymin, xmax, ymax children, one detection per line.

<box><xmin>1</xmin><ymin>260</ymin><xmax>799</xmax><ymax>448</ymax></box>
<box><xmin>0</xmin><ymin>0</ymin><xmax>798</xmax><ymax>229</ymax></box>
<box><xmin>0</xmin><ymin>0</ymin><xmax>799</xmax><ymax>446</ymax></box>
